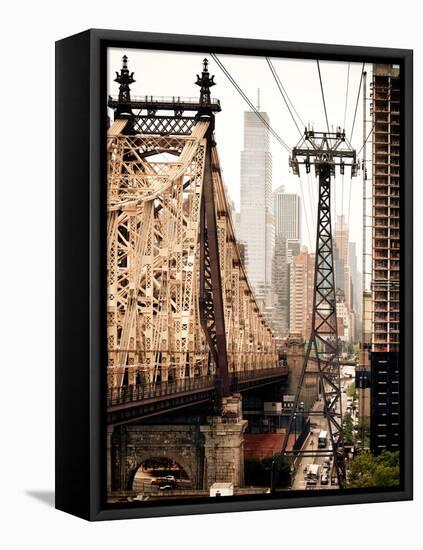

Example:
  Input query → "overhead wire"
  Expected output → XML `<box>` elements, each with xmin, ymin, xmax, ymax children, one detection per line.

<box><xmin>210</xmin><ymin>53</ymin><xmax>291</xmax><ymax>152</ymax></box>
<box><xmin>266</xmin><ymin>58</ymin><xmax>314</xmax><ymax>249</ymax></box>
<box><xmin>343</xmin><ymin>63</ymin><xmax>366</xmax><ymax>259</ymax></box>
<box><xmin>316</xmin><ymin>60</ymin><xmax>330</xmax><ymax>133</ymax></box>
<box><xmin>343</xmin><ymin>63</ymin><xmax>350</xmax><ymax>131</ymax></box>
<box><xmin>348</xmin><ymin>63</ymin><xmax>365</xmax><ymax>143</ymax></box>
<box><xmin>339</xmin><ymin>64</ymin><xmax>350</xmax><ymax>266</ymax></box>
<box><xmin>211</xmin><ymin>53</ymin><xmax>315</xmax><ymax>252</ymax></box>
<box><xmin>264</xmin><ymin>55</ymin><xmax>315</xmax><ymax>248</ymax></box>
<box><xmin>266</xmin><ymin>56</ymin><xmax>304</xmax><ymax>138</ymax></box>
<box><xmin>357</xmin><ymin>124</ymin><xmax>373</xmax><ymax>157</ymax></box>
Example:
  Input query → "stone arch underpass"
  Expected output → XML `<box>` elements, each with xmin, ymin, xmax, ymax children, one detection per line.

<box><xmin>107</xmin><ymin>396</ymin><xmax>248</xmax><ymax>496</ymax></box>
<box><xmin>109</xmin><ymin>424</ymin><xmax>204</xmax><ymax>492</ymax></box>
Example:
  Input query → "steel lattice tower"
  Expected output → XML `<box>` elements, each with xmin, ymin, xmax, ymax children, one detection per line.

<box><xmin>281</xmin><ymin>129</ymin><xmax>358</xmax><ymax>488</ymax></box>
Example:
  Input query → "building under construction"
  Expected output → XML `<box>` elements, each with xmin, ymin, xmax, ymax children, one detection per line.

<box><xmin>370</xmin><ymin>63</ymin><xmax>401</xmax><ymax>455</ymax></box>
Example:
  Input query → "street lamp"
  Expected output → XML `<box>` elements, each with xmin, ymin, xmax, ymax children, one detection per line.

<box><xmin>293</xmin><ymin>414</ymin><xmax>297</xmax><ymax>448</ymax></box>
<box><xmin>267</xmin><ymin>457</ymin><xmax>276</xmax><ymax>493</ymax></box>
<box><xmin>290</xmin><ymin>464</ymin><xmax>295</xmax><ymax>490</ymax></box>
<box><xmin>299</xmin><ymin>401</ymin><xmax>305</xmax><ymax>439</ymax></box>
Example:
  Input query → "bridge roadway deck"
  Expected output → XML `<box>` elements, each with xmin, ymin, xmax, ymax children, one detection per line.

<box><xmin>107</xmin><ymin>366</ymin><xmax>288</xmax><ymax>426</ymax></box>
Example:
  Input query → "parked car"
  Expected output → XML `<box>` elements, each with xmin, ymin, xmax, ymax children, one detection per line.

<box><xmin>151</xmin><ymin>477</ymin><xmax>164</xmax><ymax>486</ymax></box>
<box><xmin>158</xmin><ymin>484</ymin><xmax>174</xmax><ymax>491</ymax></box>
<box><xmin>321</xmin><ymin>473</ymin><xmax>329</xmax><ymax>485</ymax></box>
<box><xmin>160</xmin><ymin>478</ymin><xmax>177</xmax><ymax>489</ymax></box>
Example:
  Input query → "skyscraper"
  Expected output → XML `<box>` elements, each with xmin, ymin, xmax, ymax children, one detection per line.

<box><xmin>272</xmin><ymin>186</ymin><xmax>302</xmax><ymax>337</ymax></box>
<box><xmin>334</xmin><ymin>215</ymin><xmax>349</xmax><ymax>264</ymax></box>
<box><xmin>273</xmin><ymin>185</ymin><xmax>302</xmax><ymax>241</ymax></box>
<box><xmin>334</xmin><ymin>214</ymin><xmax>350</xmax><ymax>304</ymax></box>
<box><xmin>370</xmin><ymin>63</ymin><xmax>401</xmax><ymax>455</ymax></box>
<box><xmin>239</xmin><ymin>110</ymin><xmax>273</xmax><ymax>307</ymax></box>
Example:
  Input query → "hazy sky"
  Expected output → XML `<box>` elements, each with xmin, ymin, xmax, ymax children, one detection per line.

<box><xmin>107</xmin><ymin>47</ymin><xmax>371</xmax><ymax>265</ymax></box>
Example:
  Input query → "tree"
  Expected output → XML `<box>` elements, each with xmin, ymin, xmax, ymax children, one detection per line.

<box><xmin>346</xmin><ymin>382</ymin><xmax>356</xmax><ymax>398</ymax></box>
<box><xmin>356</xmin><ymin>417</ymin><xmax>370</xmax><ymax>448</ymax></box>
<box><xmin>343</xmin><ymin>415</ymin><xmax>354</xmax><ymax>444</ymax></box>
<box><xmin>347</xmin><ymin>450</ymin><xmax>400</xmax><ymax>488</ymax></box>
<box><xmin>244</xmin><ymin>454</ymin><xmax>291</xmax><ymax>488</ymax></box>
<box><xmin>272</xmin><ymin>453</ymin><xmax>291</xmax><ymax>488</ymax></box>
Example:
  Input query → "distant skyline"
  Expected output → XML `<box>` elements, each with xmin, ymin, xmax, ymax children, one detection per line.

<box><xmin>107</xmin><ymin>48</ymin><xmax>369</xmax><ymax>259</ymax></box>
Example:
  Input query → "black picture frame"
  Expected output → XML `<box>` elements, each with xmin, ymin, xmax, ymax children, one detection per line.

<box><xmin>55</xmin><ymin>28</ymin><xmax>413</xmax><ymax>521</ymax></box>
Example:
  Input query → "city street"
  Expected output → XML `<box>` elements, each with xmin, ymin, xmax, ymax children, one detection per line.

<box><xmin>291</xmin><ymin>363</ymin><xmax>355</xmax><ymax>490</ymax></box>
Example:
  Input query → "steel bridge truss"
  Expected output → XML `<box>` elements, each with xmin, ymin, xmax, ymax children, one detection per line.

<box><xmin>106</xmin><ymin>112</ymin><xmax>278</xmax><ymax>411</ymax></box>
<box><xmin>282</xmin><ymin>130</ymin><xmax>358</xmax><ymax>488</ymax></box>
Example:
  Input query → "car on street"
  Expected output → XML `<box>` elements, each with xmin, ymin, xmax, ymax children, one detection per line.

<box><xmin>321</xmin><ymin>472</ymin><xmax>329</xmax><ymax>485</ymax></box>
<box><xmin>151</xmin><ymin>477</ymin><xmax>163</xmax><ymax>486</ymax></box>
<box><xmin>305</xmin><ymin>464</ymin><xmax>320</xmax><ymax>485</ymax></box>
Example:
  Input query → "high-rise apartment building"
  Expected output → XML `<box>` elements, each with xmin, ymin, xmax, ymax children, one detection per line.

<box><xmin>239</xmin><ymin>111</ymin><xmax>274</xmax><ymax>307</ymax></box>
<box><xmin>370</xmin><ymin>63</ymin><xmax>401</xmax><ymax>455</ymax></box>
<box><xmin>289</xmin><ymin>247</ymin><xmax>315</xmax><ymax>341</ymax></box>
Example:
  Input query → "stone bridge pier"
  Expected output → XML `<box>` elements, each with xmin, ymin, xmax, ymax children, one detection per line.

<box><xmin>108</xmin><ymin>394</ymin><xmax>247</xmax><ymax>494</ymax></box>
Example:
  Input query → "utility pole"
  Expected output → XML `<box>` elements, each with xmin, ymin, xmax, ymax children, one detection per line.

<box><xmin>281</xmin><ymin>129</ymin><xmax>358</xmax><ymax>488</ymax></box>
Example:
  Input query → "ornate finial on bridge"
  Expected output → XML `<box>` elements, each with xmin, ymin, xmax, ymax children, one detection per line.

<box><xmin>114</xmin><ymin>55</ymin><xmax>136</xmax><ymax>117</ymax></box>
<box><xmin>196</xmin><ymin>58</ymin><xmax>215</xmax><ymax>107</ymax></box>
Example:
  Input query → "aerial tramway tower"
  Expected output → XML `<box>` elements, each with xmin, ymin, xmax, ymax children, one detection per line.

<box><xmin>281</xmin><ymin>129</ymin><xmax>358</xmax><ymax>488</ymax></box>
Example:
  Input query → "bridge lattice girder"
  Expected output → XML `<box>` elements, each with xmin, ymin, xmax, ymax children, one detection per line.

<box><xmin>107</xmin><ymin>118</ymin><xmax>278</xmax><ymax>390</ymax></box>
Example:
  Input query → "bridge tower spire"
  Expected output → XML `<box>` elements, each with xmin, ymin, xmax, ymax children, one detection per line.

<box><xmin>114</xmin><ymin>54</ymin><xmax>135</xmax><ymax>118</ymax></box>
<box><xmin>281</xmin><ymin>129</ymin><xmax>358</xmax><ymax>489</ymax></box>
<box><xmin>196</xmin><ymin>58</ymin><xmax>215</xmax><ymax>105</ymax></box>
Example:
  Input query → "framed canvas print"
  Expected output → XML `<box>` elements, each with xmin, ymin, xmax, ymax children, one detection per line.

<box><xmin>55</xmin><ymin>29</ymin><xmax>413</xmax><ymax>521</ymax></box>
